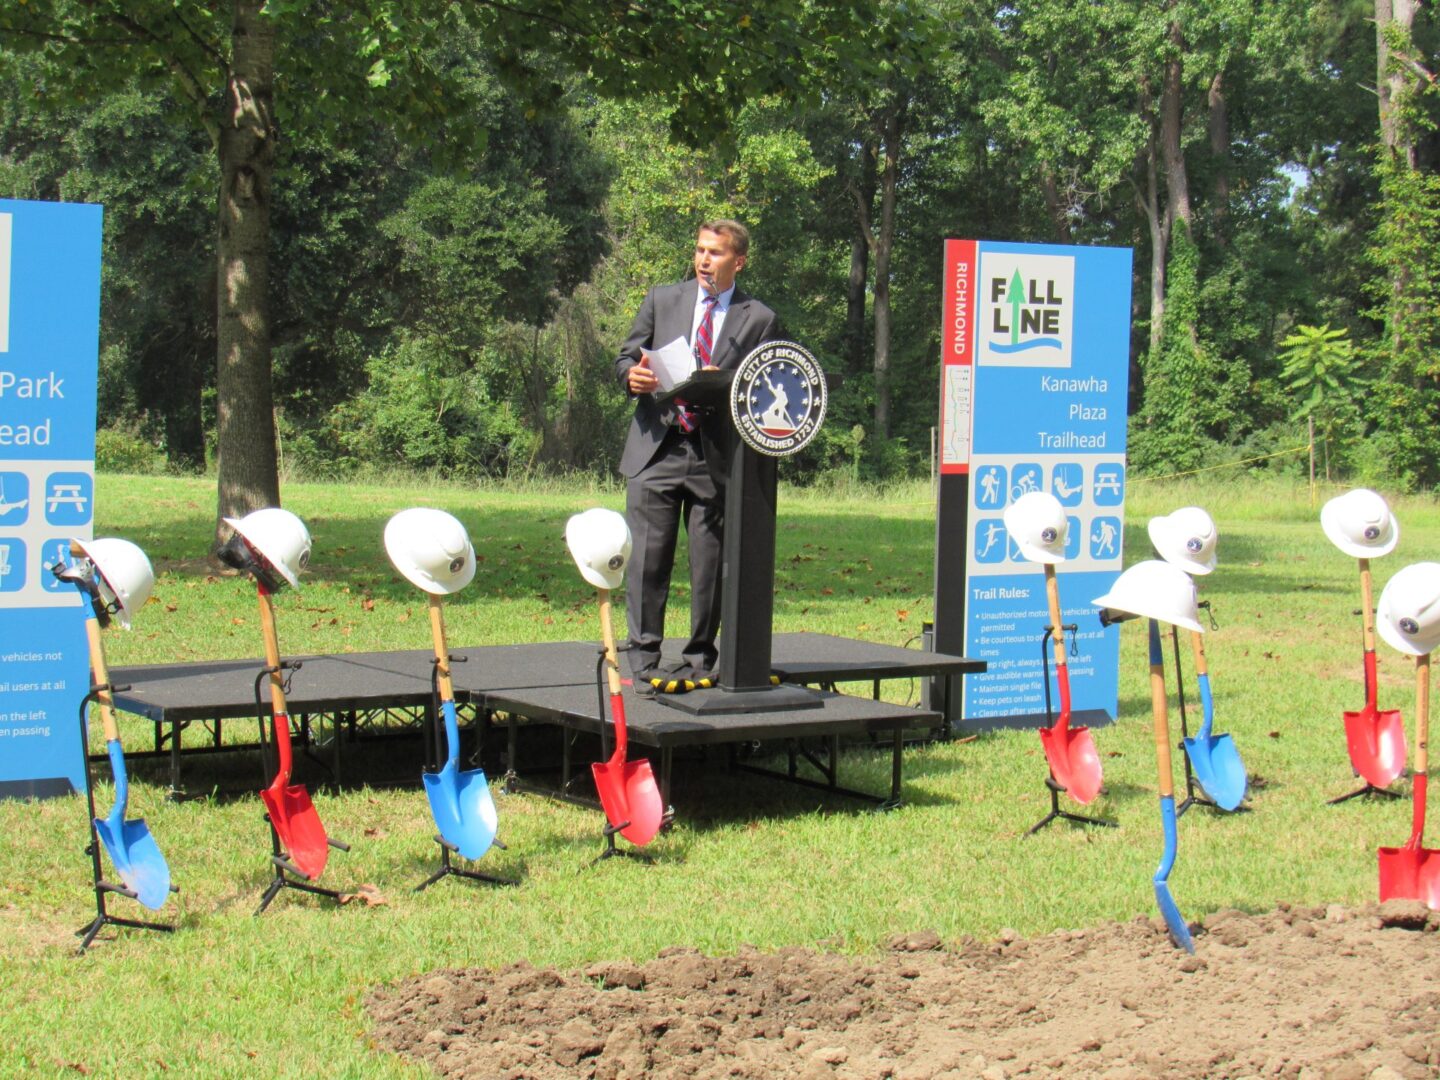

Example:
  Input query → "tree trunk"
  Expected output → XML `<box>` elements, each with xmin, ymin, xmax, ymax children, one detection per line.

<box><xmin>1161</xmin><ymin>19</ymin><xmax>1193</xmax><ymax>241</ymax></box>
<box><xmin>1207</xmin><ymin>69</ymin><xmax>1230</xmax><ymax>243</ymax></box>
<box><xmin>871</xmin><ymin>100</ymin><xmax>905</xmax><ymax>441</ymax></box>
<box><xmin>1375</xmin><ymin>0</ymin><xmax>1421</xmax><ymax>170</ymax></box>
<box><xmin>214</xmin><ymin>0</ymin><xmax>280</xmax><ymax>542</ymax></box>
<box><xmin>845</xmin><ymin>140</ymin><xmax>876</xmax><ymax>375</ymax></box>
<box><xmin>1137</xmin><ymin>80</ymin><xmax>1168</xmax><ymax>361</ymax></box>
<box><xmin>1160</xmin><ymin>16</ymin><xmax>1198</xmax><ymax>353</ymax></box>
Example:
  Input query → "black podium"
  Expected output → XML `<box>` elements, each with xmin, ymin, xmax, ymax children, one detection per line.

<box><xmin>654</xmin><ymin>368</ymin><xmax>823</xmax><ymax>715</ymax></box>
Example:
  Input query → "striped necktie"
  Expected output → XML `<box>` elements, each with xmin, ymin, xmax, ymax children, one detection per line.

<box><xmin>695</xmin><ymin>293</ymin><xmax>719</xmax><ymax>368</ymax></box>
<box><xmin>676</xmin><ymin>294</ymin><xmax>720</xmax><ymax>433</ymax></box>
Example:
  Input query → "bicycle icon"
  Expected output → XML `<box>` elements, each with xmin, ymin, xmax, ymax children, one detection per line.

<box><xmin>1010</xmin><ymin>464</ymin><xmax>1043</xmax><ymax>502</ymax></box>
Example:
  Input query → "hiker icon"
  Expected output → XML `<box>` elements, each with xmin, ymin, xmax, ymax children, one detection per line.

<box><xmin>1010</xmin><ymin>464</ymin><xmax>1042</xmax><ymax>502</ymax></box>
<box><xmin>43</xmin><ymin>472</ymin><xmax>92</xmax><ymax>526</ymax></box>
<box><xmin>976</xmin><ymin>465</ymin><xmax>1006</xmax><ymax>508</ymax></box>
<box><xmin>1093</xmin><ymin>466</ymin><xmax>1125</xmax><ymax>506</ymax></box>
<box><xmin>0</xmin><ymin>538</ymin><xmax>26</xmax><ymax>592</ymax></box>
<box><xmin>1052</xmin><ymin>463</ymin><xmax>1083</xmax><ymax>506</ymax></box>
<box><xmin>0</xmin><ymin>472</ymin><xmax>29</xmax><ymax>525</ymax></box>
<box><xmin>1090</xmin><ymin>516</ymin><xmax>1121</xmax><ymax>559</ymax></box>
<box><xmin>975</xmin><ymin>520</ymin><xmax>1008</xmax><ymax>563</ymax></box>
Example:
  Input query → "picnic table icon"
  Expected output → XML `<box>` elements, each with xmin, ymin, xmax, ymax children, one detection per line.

<box><xmin>47</xmin><ymin>484</ymin><xmax>88</xmax><ymax>514</ymax></box>
<box><xmin>1094</xmin><ymin>470</ymin><xmax>1123</xmax><ymax>498</ymax></box>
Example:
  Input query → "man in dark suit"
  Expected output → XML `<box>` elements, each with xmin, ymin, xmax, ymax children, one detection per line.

<box><xmin>615</xmin><ymin>219</ymin><xmax>782</xmax><ymax>689</ymax></box>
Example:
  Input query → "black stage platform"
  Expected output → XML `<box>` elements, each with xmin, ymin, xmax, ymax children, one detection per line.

<box><xmin>107</xmin><ymin>633</ymin><xmax>984</xmax><ymax>806</ymax></box>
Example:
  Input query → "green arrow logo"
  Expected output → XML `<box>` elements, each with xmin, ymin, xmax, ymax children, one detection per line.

<box><xmin>1006</xmin><ymin>270</ymin><xmax>1024</xmax><ymax>345</ymax></box>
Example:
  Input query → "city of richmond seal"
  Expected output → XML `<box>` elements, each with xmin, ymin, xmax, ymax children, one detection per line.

<box><xmin>728</xmin><ymin>341</ymin><xmax>827</xmax><ymax>457</ymax></box>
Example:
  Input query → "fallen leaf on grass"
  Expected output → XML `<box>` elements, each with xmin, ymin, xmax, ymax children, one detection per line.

<box><xmin>361</xmin><ymin>597</ymin><xmax>375</xmax><ymax>612</ymax></box>
<box><xmin>231</xmin><ymin>617</ymin><xmax>245</xmax><ymax>626</ymax></box>
<box><xmin>1268</xmin><ymin>730</ymin><xmax>1281</xmax><ymax>739</ymax></box>
<box><xmin>339</xmin><ymin>883</ymin><xmax>388</xmax><ymax>906</ymax></box>
<box><xmin>397</xmin><ymin>611</ymin><xmax>411</xmax><ymax>623</ymax></box>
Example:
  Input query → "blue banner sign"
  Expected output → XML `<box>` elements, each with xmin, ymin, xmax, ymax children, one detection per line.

<box><xmin>934</xmin><ymin>239</ymin><xmax>1131</xmax><ymax>729</ymax></box>
<box><xmin>0</xmin><ymin>199</ymin><xmax>102</xmax><ymax>798</ymax></box>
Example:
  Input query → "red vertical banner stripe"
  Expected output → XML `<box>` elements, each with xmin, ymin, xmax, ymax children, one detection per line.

<box><xmin>939</xmin><ymin>239</ymin><xmax>976</xmax><ymax>475</ymax></box>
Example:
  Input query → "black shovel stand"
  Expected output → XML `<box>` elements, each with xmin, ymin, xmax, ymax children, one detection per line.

<box><xmin>589</xmin><ymin>648</ymin><xmax>670</xmax><ymax>866</ymax></box>
<box><xmin>1329</xmin><ymin>605</ymin><xmax>1404</xmax><ymax>805</ymax></box>
<box><xmin>1327</xmin><ymin>780</ymin><xmax>1402</xmax><ymax>805</ymax></box>
<box><xmin>416</xmin><ymin>657</ymin><xmax>518</xmax><ymax>891</ymax></box>
<box><xmin>74</xmin><ymin>685</ymin><xmax>177</xmax><ymax>953</ymax></box>
<box><xmin>251</xmin><ymin>664</ymin><xmax>349</xmax><ymax>916</ymax></box>
<box><xmin>1025</xmin><ymin>626</ymin><xmax>1117</xmax><ymax>836</ymax></box>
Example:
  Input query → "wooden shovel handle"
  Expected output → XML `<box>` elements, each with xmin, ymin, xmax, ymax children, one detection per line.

<box><xmin>256</xmin><ymin>585</ymin><xmax>289</xmax><ymax>716</ymax></box>
<box><xmin>1044</xmin><ymin>565</ymin><xmax>1067</xmax><ymax>666</ymax></box>
<box><xmin>427</xmin><ymin>594</ymin><xmax>455</xmax><ymax>702</ymax></box>
<box><xmin>83</xmin><ymin>616</ymin><xmax>121</xmax><ymax>744</ymax></box>
<box><xmin>1188</xmin><ymin>628</ymin><xmax>1208</xmax><ymax>678</ymax></box>
<box><xmin>1150</xmin><ymin>621</ymin><xmax>1175</xmax><ymax>799</ymax></box>
<box><xmin>597</xmin><ymin>589</ymin><xmax>624</xmax><ymax>698</ymax></box>
<box><xmin>1359</xmin><ymin>559</ymin><xmax>1377</xmax><ymax>654</ymax></box>
<box><xmin>1418</xmin><ymin>652</ymin><xmax>1430</xmax><ymax>779</ymax></box>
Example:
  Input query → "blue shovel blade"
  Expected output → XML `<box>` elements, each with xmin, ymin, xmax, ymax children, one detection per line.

<box><xmin>423</xmin><ymin>700</ymin><xmax>498</xmax><ymax>862</ymax></box>
<box><xmin>423</xmin><ymin>762</ymin><xmax>466</xmax><ymax>847</ymax></box>
<box><xmin>1183</xmin><ymin>732</ymin><xmax>1248</xmax><ymax>811</ymax></box>
<box><xmin>94</xmin><ymin>813</ymin><xmax>172</xmax><ymax>912</ymax></box>
<box><xmin>452</xmin><ymin>769</ymin><xmax>498</xmax><ymax>861</ymax></box>
<box><xmin>1154</xmin><ymin>795</ymin><xmax>1194</xmax><ymax>953</ymax></box>
<box><xmin>96</xmin><ymin>741</ymin><xmax>171</xmax><ymax>911</ymax></box>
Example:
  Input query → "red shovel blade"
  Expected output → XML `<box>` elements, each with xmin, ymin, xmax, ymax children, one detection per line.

<box><xmin>260</xmin><ymin>779</ymin><xmax>330</xmax><ymax>880</ymax></box>
<box><xmin>591</xmin><ymin>746</ymin><xmax>665</xmax><ymax>847</ymax></box>
<box><xmin>617</xmin><ymin>759</ymin><xmax>664</xmax><ymax>846</ymax></box>
<box><xmin>591</xmin><ymin>687</ymin><xmax>665</xmax><ymax>847</ymax></box>
<box><xmin>260</xmin><ymin>710</ymin><xmax>330</xmax><ymax>880</ymax></box>
<box><xmin>1343</xmin><ymin>706</ymin><xmax>1406</xmax><ymax>789</ymax></box>
<box><xmin>1379</xmin><ymin>774</ymin><xmax>1440</xmax><ymax>910</ymax></box>
<box><xmin>591</xmin><ymin>757</ymin><xmax>632</xmax><ymax>836</ymax></box>
<box><xmin>1039</xmin><ymin>722</ymin><xmax>1103</xmax><ymax>806</ymax></box>
<box><xmin>1377</xmin><ymin>844</ymin><xmax>1440</xmax><ymax>908</ymax></box>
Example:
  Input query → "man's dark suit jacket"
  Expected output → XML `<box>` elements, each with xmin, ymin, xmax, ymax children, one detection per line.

<box><xmin>614</xmin><ymin>279</ymin><xmax>782</xmax><ymax>484</ymax></box>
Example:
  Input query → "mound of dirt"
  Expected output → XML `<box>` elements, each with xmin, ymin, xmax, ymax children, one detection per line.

<box><xmin>368</xmin><ymin>902</ymin><xmax>1440</xmax><ymax>1079</ymax></box>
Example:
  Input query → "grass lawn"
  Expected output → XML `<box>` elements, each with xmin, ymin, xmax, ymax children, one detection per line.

<box><xmin>0</xmin><ymin>472</ymin><xmax>1435</xmax><ymax>1076</ymax></box>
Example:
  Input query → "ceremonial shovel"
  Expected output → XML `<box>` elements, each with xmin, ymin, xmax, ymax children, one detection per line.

<box><xmin>590</xmin><ymin>588</ymin><xmax>664</xmax><ymax>848</ymax></box>
<box><xmin>1344</xmin><ymin>560</ymin><xmax>1407</xmax><ymax>791</ymax></box>
<box><xmin>255</xmin><ymin>581</ymin><xmax>333</xmax><ymax>881</ymax></box>
<box><xmin>421</xmin><ymin>593</ymin><xmax>499</xmax><ymax>861</ymax></box>
<box><xmin>1180</xmin><ymin>628</ymin><xmax>1247</xmax><ymax>811</ymax></box>
<box><xmin>83</xmin><ymin>614</ymin><xmax>172</xmax><ymax>911</ymax></box>
<box><xmin>1038</xmin><ymin>563</ymin><xmax>1102</xmax><ymax>804</ymax></box>
<box><xmin>1149</xmin><ymin>619</ymin><xmax>1195</xmax><ymax>952</ymax></box>
<box><xmin>1378</xmin><ymin>651</ymin><xmax>1440</xmax><ymax>908</ymax></box>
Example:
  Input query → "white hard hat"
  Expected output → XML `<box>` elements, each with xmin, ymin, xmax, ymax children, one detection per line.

<box><xmin>1147</xmin><ymin>506</ymin><xmax>1218</xmax><ymax>575</ymax></box>
<box><xmin>383</xmin><ymin>507</ymin><xmax>476</xmax><ymax>595</ymax></box>
<box><xmin>1376</xmin><ymin>562</ymin><xmax>1440</xmax><ymax>656</ymax></box>
<box><xmin>73</xmin><ymin>537</ymin><xmax>154</xmax><ymax>629</ymax></box>
<box><xmin>1002</xmin><ymin>490</ymin><xmax>1068</xmax><ymax>564</ymax></box>
<box><xmin>565</xmin><ymin>508</ymin><xmax>631</xmax><ymax>590</ymax></box>
<box><xmin>1091</xmin><ymin>559</ymin><xmax>1204</xmax><ymax>633</ymax></box>
<box><xmin>1321</xmin><ymin>488</ymin><xmax>1399</xmax><ymax>559</ymax></box>
<box><xmin>223</xmin><ymin>507</ymin><xmax>312</xmax><ymax>590</ymax></box>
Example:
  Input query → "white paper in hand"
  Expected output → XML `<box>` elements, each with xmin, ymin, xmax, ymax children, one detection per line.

<box><xmin>641</xmin><ymin>336</ymin><xmax>696</xmax><ymax>392</ymax></box>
